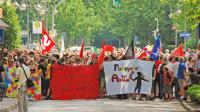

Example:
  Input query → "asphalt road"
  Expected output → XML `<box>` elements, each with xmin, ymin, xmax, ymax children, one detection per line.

<box><xmin>28</xmin><ymin>99</ymin><xmax>186</xmax><ymax>112</ymax></box>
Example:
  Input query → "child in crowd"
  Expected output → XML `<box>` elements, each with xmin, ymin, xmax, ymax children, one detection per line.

<box><xmin>163</xmin><ymin>66</ymin><xmax>174</xmax><ymax>101</ymax></box>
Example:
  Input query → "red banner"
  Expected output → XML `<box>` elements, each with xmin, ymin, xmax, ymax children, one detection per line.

<box><xmin>51</xmin><ymin>64</ymin><xmax>100</xmax><ymax>100</ymax></box>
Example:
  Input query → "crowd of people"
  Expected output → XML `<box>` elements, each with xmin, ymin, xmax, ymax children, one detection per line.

<box><xmin>0</xmin><ymin>46</ymin><xmax>199</xmax><ymax>104</ymax></box>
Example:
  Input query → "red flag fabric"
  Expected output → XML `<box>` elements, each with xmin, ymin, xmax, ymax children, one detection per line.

<box><xmin>80</xmin><ymin>38</ymin><xmax>84</xmax><ymax>58</ymax></box>
<box><xmin>98</xmin><ymin>41</ymin><xmax>105</xmax><ymax>65</ymax></box>
<box><xmin>104</xmin><ymin>45</ymin><xmax>113</xmax><ymax>52</ymax></box>
<box><xmin>51</xmin><ymin>64</ymin><xmax>100</xmax><ymax>100</ymax></box>
<box><xmin>41</xmin><ymin>21</ymin><xmax>55</xmax><ymax>54</ymax></box>
<box><xmin>171</xmin><ymin>44</ymin><xmax>184</xmax><ymax>57</ymax></box>
<box><xmin>137</xmin><ymin>51</ymin><xmax>147</xmax><ymax>60</ymax></box>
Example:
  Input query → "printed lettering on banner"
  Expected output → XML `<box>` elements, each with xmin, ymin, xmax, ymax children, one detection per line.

<box><xmin>104</xmin><ymin>59</ymin><xmax>154</xmax><ymax>95</ymax></box>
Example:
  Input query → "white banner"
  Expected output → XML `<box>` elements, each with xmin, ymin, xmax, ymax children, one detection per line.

<box><xmin>104</xmin><ymin>59</ymin><xmax>154</xmax><ymax>95</ymax></box>
<box><xmin>32</xmin><ymin>21</ymin><xmax>42</xmax><ymax>34</ymax></box>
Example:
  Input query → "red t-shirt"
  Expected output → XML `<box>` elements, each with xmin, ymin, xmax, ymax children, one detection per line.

<box><xmin>155</xmin><ymin>60</ymin><xmax>162</xmax><ymax>73</ymax></box>
<box><xmin>163</xmin><ymin>71</ymin><xmax>173</xmax><ymax>85</ymax></box>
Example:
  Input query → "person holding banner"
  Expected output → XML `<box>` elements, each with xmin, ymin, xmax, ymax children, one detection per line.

<box><xmin>45</xmin><ymin>58</ymin><xmax>52</xmax><ymax>100</ymax></box>
<box><xmin>153</xmin><ymin>56</ymin><xmax>162</xmax><ymax>99</ymax></box>
<box><xmin>38</xmin><ymin>58</ymin><xmax>47</xmax><ymax>98</ymax></box>
<box><xmin>158</xmin><ymin>58</ymin><xmax>167</xmax><ymax>100</ymax></box>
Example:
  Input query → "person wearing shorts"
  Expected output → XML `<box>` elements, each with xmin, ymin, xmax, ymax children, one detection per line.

<box><xmin>163</xmin><ymin>66</ymin><xmax>173</xmax><ymax>101</ymax></box>
<box><xmin>177</xmin><ymin>57</ymin><xmax>186</xmax><ymax>102</ymax></box>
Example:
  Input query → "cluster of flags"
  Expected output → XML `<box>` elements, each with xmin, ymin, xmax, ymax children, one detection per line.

<box><xmin>40</xmin><ymin>20</ymin><xmax>184</xmax><ymax>62</ymax></box>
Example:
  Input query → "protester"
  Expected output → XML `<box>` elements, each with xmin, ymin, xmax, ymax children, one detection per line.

<box><xmin>0</xmin><ymin>58</ymin><xmax>5</xmax><ymax>100</ymax></box>
<box><xmin>150</xmin><ymin>58</ymin><xmax>156</xmax><ymax>100</ymax></box>
<box><xmin>163</xmin><ymin>66</ymin><xmax>174</xmax><ymax>101</ymax></box>
<box><xmin>16</xmin><ymin>57</ymin><xmax>30</xmax><ymax>112</ymax></box>
<box><xmin>5</xmin><ymin>57</ymin><xmax>17</xmax><ymax>98</ymax></box>
<box><xmin>38</xmin><ymin>58</ymin><xmax>47</xmax><ymax>98</ymax></box>
<box><xmin>158</xmin><ymin>58</ymin><xmax>167</xmax><ymax>100</ymax></box>
<box><xmin>0</xmin><ymin>43</ymin><xmax>198</xmax><ymax>103</ymax></box>
<box><xmin>171</xmin><ymin>57</ymin><xmax>180</xmax><ymax>99</ymax></box>
<box><xmin>177</xmin><ymin>57</ymin><xmax>186</xmax><ymax>102</ymax></box>
<box><xmin>195</xmin><ymin>53</ymin><xmax>200</xmax><ymax>75</ymax></box>
<box><xmin>45</xmin><ymin>58</ymin><xmax>52</xmax><ymax>100</ymax></box>
<box><xmin>154</xmin><ymin>56</ymin><xmax>162</xmax><ymax>99</ymax></box>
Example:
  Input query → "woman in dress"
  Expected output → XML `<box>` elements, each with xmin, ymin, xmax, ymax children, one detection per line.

<box><xmin>26</xmin><ymin>58</ymin><xmax>42</xmax><ymax>100</ymax></box>
<box><xmin>5</xmin><ymin>58</ymin><xmax>17</xmax><ymax>98</ymax></box>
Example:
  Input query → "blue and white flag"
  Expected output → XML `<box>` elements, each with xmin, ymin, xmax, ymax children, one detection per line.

<box><xmin>150</xmin><ymin>35</ymin><xmax>161</xmax><ymax>61</ymax></box>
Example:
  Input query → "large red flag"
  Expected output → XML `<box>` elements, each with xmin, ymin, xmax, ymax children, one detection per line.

<box><xmin>41</xmin><ymin>21</ymin><xmax>55</xmax><ymax>54</ymax></box>
<box><xmin>80</xmin><ymin>38</ymin><xmax>84</xmax><ymax>58</ymax></box>
<box><xmin>137</xmin><ymin>51</ymin><xmax>147</xmax><ymax>60</ymax></box>
<box><xmin>171</xmin><ymin>44</ymin><xmax>184</xmax><ymax>57</ymax></box>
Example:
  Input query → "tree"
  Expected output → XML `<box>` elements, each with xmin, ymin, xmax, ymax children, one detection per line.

<box><xmin>111</xmin><ymin>0</ymin><xmax>175</xmax><ymax>47</ymax></box>
<box><xmin>169</xmin><ymin>0</ymin><xmax>200</xmax><ymax>49</ymax></box>
<box><xmin>55</xmin><ymin>0</ymin><xmax>114</xmax><ymax>45</ymax></box>
<box><xmin>1</xmin><ymin>3</ymin><xmax>21</xmax><ymax>50</ymax></box>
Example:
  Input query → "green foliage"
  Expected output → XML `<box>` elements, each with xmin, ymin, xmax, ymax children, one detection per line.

<box><xmin>187</xmin><ymin>85</ymin><xmax>200</xmax><ymax>100</ymax></box>
<box><xmin>177</xmin><ymin>0</ymin><xmax>200</xmax><ymax>29</ymax></box>
<box><xmin>11</xmin><ymin>0</ymin><xmax>199</xmax><ymax>48</ymax></box>
<box><xmin>111</xmin><ymin>0</ymin><xmax>174</xmax><ymax>46</ymax></box>
<box><xmin>1</xmin><ymin>3</ymin><xmax>21</xmax><ymax>50</ymax></box>
<box><xmin>55</xmin><ymin>0</ymin><xmax>114</xmax><ymax>40</ymax></box>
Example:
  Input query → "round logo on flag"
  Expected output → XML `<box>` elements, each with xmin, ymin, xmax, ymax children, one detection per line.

<box><xmin>34</xmin><ymin>21</ymin><xmax>41</xmax><ymax>28</ymax></box>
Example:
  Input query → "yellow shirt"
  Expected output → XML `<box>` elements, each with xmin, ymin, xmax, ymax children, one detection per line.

<box><xmin>46</xmin><ymin>64</ymin><xmax>51</xmax><ymax>79</ymax></box>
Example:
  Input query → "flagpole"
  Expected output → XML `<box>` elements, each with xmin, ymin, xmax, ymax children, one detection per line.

<box><xmin>184</xmin><ymin>15</ymin><xmax>187</xmax><ymax>51</ymax></box>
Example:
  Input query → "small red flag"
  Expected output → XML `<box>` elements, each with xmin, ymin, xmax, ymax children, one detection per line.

<box><xmin>171</xmin><ymin>44</ymin><xmax>184</xmax><ymax>57</ymax></box>
<box><xmin>137</xmin><ymin>51</ymin><xmax>147</xmax><ymax>60</ymax></box>
<box><xmin>80</xmin><ymin>38</ymin><xmax>84</xmax><ymax>58</ymax></box>
<box><xmin>41</xmin><ymin>21</ymin><xmax>55</xmax><ymax>54</ymax></box>
<box><xmin>104</xmin><ymin>45</ymin><xmax>113</xmax><ymax>52</ymax></box>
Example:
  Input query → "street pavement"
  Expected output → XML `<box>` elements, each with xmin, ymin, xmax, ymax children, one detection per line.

<box><xmin>0</xmin><ymin>98</ymin><xmax>18</xmax><ymax>112</ymax></box>
<box><xmin>29</xmin><ymin>99</ymin><xmax>186</xmax><ymax>112</ymax></box>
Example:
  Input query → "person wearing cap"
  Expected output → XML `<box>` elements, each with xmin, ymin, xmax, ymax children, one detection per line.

<box><xmin>16</xmin><ymin>57</ymin><xmax>30</xmax><ymax>112</ymax></box>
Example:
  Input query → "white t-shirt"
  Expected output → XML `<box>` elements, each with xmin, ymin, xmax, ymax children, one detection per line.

<box><xmin>196</xmin><ymin>60</ymin><xmax>200</xmax><ymax>69</ymax></box>
<box><xmin>172</xmin><ymin>62</ymin><xmax>179</xmax><ymax>78</ymax></box>
<box><xmin>16</xmin><ymin>64</ymin><xmax>30</xmax><ymax>87</ymax></box>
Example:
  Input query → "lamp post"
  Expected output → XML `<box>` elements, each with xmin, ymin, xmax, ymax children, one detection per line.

<box><xmin>153</xmin><ymin>18</ymin><xmax>159</xmax><ymax>38</ymax></box>
<box><xmin>155</xmin><ymin>18</ymin><xmax>159</xmax><ymax>32</ymax></box>
<box><xmin>168</xmin><ymin>8</ymin><xmax>182</xmax><ymax>47</ymax></box>
<box><xmin>14</xmin><ymin>0</ymin><xmax>30</xmax><ymax>49</ymax></box>
<box><xmin>52</xmin><ymin>0</ymin><xmax>65</xmax><ymax>32</ymax></box>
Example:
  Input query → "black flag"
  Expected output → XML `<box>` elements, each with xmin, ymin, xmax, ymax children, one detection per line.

<box><xmin>124</xmin><ymin>40</ymin><xmax>135</xmax><ymax>59</ymax></box>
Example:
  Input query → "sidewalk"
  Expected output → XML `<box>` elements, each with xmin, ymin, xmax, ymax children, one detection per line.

<box><xmin>181</xmin><ymin>101</ymin><xmax>200</xmax><ymax>112</ymax></box>
<box><xmin>0</xmin><ymin>98</ymin><xmax>18</xmax><ymax>112</ymax></box>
